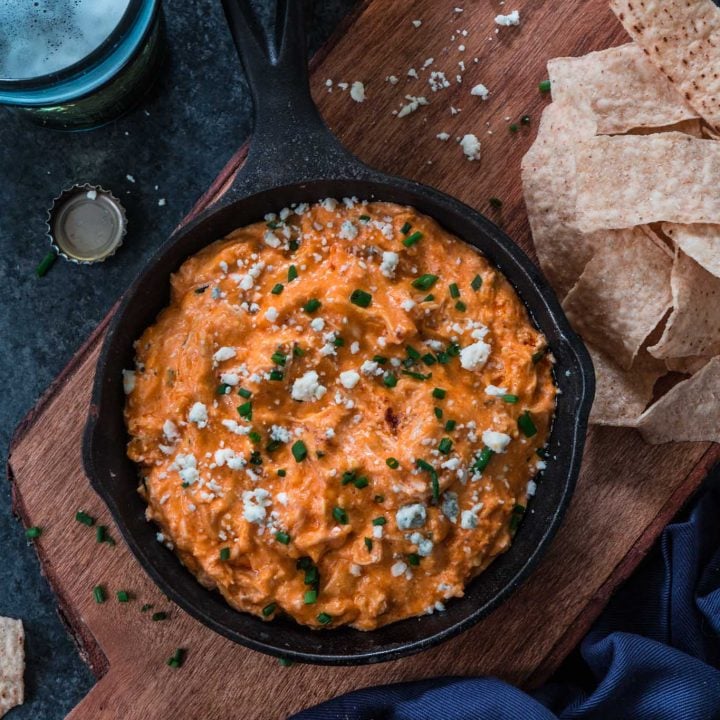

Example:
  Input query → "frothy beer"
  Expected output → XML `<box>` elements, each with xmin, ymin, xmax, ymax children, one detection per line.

<box><xmin>0</xmin><ymin>0</ymin><xmax>132</xmax><ymax>80</ymax></box>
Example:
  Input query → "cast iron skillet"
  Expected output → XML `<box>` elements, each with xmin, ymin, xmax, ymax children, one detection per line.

<box><xmin>83</xmin><ymin>0</ymin><xmax>595</xmax><ymax>665</ymax></box>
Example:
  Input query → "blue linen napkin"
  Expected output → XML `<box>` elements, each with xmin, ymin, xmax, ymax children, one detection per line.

<box><xmin>293</xmin><ymin>469</ymin><xmax>720</xmax><ymax>720</ymax></box>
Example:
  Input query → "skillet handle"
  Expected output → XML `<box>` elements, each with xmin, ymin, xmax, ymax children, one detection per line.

<box><xmin>220</xmin><ymin>0</ymin><xmax>365</xmax><ymax>198</ymax></box>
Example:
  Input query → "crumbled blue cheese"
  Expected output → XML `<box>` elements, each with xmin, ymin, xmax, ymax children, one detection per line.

<box><xmin>310</xmin><ymin>317</ymin><xmax>325</xmax><ymax>332</ymax></box>
<box><xmin>380</xmin><ymin>251</ymin><xmax>399</xmax><ymax>278</ymax></box>
<box><xmin>339</xmin><ymin>220</ymin><xmax>358</xmax><ymax>240</ymax></box>
<box><xmin>174</xmin><ymin>453</ymin><xmax>199</xmax><ymax>485</ymax></box>
<box><xmin>339</xmin><ymin>370</ymin><xmax>361</xmax><ymax>389</ymax></box>
<box><xmin>350</xmin><ymin>341</ymin><xmax>360</xmax><ymax>354</ymax></box>
<box><xmin>412</xmin><ymin>19</ymin><xmax>422</xmax><ymax>27</ymax></box>
<box><xmin>188</xmin><ymin>402</ymin><xmax>208</xmax><ymax>428</ymax></box>
<box><xmin>321</xmin><ymin>198</ymin><xmax>338</xmax><ymax>212</ymax></box>
<box><xmin>291</xmin><ymin>370</ymin><xmax>327</xmax><ymax>401</ymax></box>
<box><xmin>391</xmin><ymin>560</ymin><xmax>408</xmax><ymax>577</ymax></box>
<box><xmin>242</xmin><ymin>488</ymin><xmax>271</xmax><ymax>524</ymax></box>
<box><xmin>221</xmin><ymin>419</ymin><xmax>252</xmax><ymax>435</ymax></box>
<box><xmin>214</xmin><ymin>448</ymin><xmax>246</xmax><ymax>469</ymax></box>
<box><xmin>220</xmin><ymin>372</ymin><xmax>239</xmax><ymax>386</ymax></box>
<box><xmin>460</xmin><ymin>339</ymin><xmax>491</xmax><ymax>370</ymax></box>
<box><xmin>122</xmin><ymin>369</ymin><xmax>136</xmax><ymax>394</ymax></box>
<box><xmin>482</xmin><ymin>430</ymin><xmax>511</xmax><ymax>453</ymax></box>
<box><xmin>459</xmin><ymin>133</ymin><xmax>481</xmax><ymax>161</ymax></box>
<box><xmin>213</xmin><ymin>346</ymin><xmax>237</xmax><ymax>363</ymax></box>
<box><xmin>495</xmin><ymin>10</ymin><xmax>520</xmax><ymax>26</ymax></box>
<box><xmin>436</xmin><ymin>132</ymin><xmax>450</xmax><ymax>141</ymax></box>
<box><xmin>401</xmin><ymin>298</ymin><xmax>416</xmax><ymax>312</ymax></box>
<box><xmin>270</xmin><ymin>425</ymin><xmax>292</xmax><ymax>443</ymax></box>
<box><xmin>163</xmin><ymin>419</ymin><xmax>179</xmax><ymax>442</ymax></box>
<box><xmin>441</xmin><ymin>491</ymin><xmax>459</xmax><ymax>523</ymax></box>
<box><xmin>265</xmin><ymin>307</ymin><xmax>279</xmax><ymax>323</ymax></box>
<box><xmin>485</xmin><ymin>384</ymin><xmax>508</xmax><ymax>397</ymax></box>
<box><xmin>396</xmin><ymin>503</ymin><xmax>427</xmax><ymax>529</ymax></box>
<box><xmin>360</xmin><ymin>360</ymin><xmax>381</xmax><ymax>376</ymax></box>
<box><xmin>460</xmin><ymin>502</ymin><xmax>484</xmax><ymax>529</ymax></box>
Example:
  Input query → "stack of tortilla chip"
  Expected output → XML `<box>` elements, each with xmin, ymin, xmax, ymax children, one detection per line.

<box><xmin>0</xmin><ymin>618</ymin><xmax>23</xmax><ymax>718</ymax></box>
<box><xmin>522</xmin><ymin>0</ymin><xmax>720</xmax><ymax>444</ymax></box>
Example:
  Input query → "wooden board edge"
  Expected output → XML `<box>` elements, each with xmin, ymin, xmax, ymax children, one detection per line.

<box><xmin>525</xmin><ymin>441</ymin><xmax>720</xmax><ymax>688</ymax></box>
<box><xmin>7</xmin><ymin>461</ymin><xmax>110</xmax><ymax>679</ymax></box>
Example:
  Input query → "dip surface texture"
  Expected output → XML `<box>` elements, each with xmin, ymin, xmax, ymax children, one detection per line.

<box><xmin>125</xmin><ymin>200</ymin><xmax>556</xmax><ymax>630</ymax></box>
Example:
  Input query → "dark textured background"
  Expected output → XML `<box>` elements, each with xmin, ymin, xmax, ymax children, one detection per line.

<box><xmin>0</xmin><ymin>1</ymin><xmax>355</xmax><ymax>716</ymax></box>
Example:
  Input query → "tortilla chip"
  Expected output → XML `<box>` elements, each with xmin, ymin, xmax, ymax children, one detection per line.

<box><xmin>648</xmin><ymin>250</ymin><xmax>720</xmax><ymax>359</ymax></box>
<box><xmin>625</xmin><ymin>118</ymin><xmax>703</xmax><ymax>137</ymax></box>
<box><xmin>635</xmin><ymin>357</ymin><xmax>720</xmax><ymax>443</ymax></box>
<box><xmin>574</xmin><ymin>133</ymin><xmax>720</xmax><ymax>232</ymax></box>
<box><xmin>589</xmin><ymin>345</ymin><xmax>665</xmax><ymax>426</ymax></box>
<box><xmin>666</xmin><ymin>355</ymin><xmax>711</xmax><ymax>375</ymax></box>
<box><xmin>521</xmin><ymin>103</ymin><xmax>601</xmax><ymax>298</ymax></box>
<box><xmin>610</xmin><ymin>0</ymin><xmax>720</xmax><ymax>130</ymax></box>
<box><xmin>548</xmin><ymin>43</ymin><xmax>697</xmax><ymax>135</ymax></box>
<box><xmin>0</xmin><ymin>618</ymin><xmax>24</xmax><ymax>718</ymax></box>
<box><xmin>662</xmin><ymin>223</ymin><xmax>720</xmax><ymax>279</ymax></box>
<box><xmin>562</xmin><ymin>228</ymin><xmax>672</xmax><ymax>369</ymax></box>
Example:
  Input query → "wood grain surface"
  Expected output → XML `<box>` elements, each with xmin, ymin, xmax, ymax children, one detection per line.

<box><xmin>8</xmin><ymin>1</ymin><xmax>720</xmax><ymax>718</ymax></box>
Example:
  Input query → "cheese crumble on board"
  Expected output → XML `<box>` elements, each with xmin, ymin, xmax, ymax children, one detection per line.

<box><xmin>125</xmin><ymin>200</ymin><xmax>555</xmax><ymax>630</ymax></box>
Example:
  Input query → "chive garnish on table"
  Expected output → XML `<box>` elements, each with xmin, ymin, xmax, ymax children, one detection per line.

<box><xmin>167</xmin><ymin>648</ymin><xmax>186</xmax><ymax>669</ymax></box>
<box><xmin>509</xmin><ymin>123</ymin><xmax>519</xmax><ymax>133</ymax></box>
<box><xmin>152</xmin><ymin>611</ymin><xmax>168</xmax><ymax>621</ymax></box>
<box><xmin>35</xmin><ymin>251</ymin><xmax>57</xmax><ymax>278</ymax></box>
<box><xmin>75</xmin><ymin>510</ymin><xmax>95</xmax><ymax>526</ymax></box>
<box><xmin>92</xmin><ymin>585</ymin><xmax>106</xmax><ymax>604</ymax></box>
<box><xmin>116</xmin><ymin>591</ymin><xmax>130</xmax><ymax>603</ymax></box>
<box><xmin>489</xmin><ymin>197</ymin><xmax>503</xmax><ymax>209</ymax></box>
<box><xmin>539</xmin><ymin>79</ymin><xmax>551</xmax><ymax>92</ymax></box>
<box><xmin>25</xmin><ymin>526</ymin><xmax>41</xmax><ymax>539</ymax></box>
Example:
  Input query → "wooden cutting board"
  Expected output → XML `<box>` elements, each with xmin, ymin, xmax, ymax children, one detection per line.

<box><xmin>8</xmin><ymin>1</ymin><xmax>720</xmax><ymax>718</ymax></box>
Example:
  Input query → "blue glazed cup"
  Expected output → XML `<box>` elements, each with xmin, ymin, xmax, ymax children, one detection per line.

<box><xmin>0</xmin><ymin>0</ymin><xmax>164</xmax><ymax>130</ymax></box>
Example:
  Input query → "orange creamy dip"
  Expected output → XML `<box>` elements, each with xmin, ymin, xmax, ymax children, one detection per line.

<box><xmin>124</xmin><ymin>199</ymin><xmax>555</xmax><ymax>630</ymax></box>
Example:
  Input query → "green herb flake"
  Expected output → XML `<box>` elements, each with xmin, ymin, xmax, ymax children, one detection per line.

<box><xmin>372</xmin><ymin>516</ymin><xmax>387</xmax><ymax>526</ymax></box>
<box><xmin>237</xmin><ymin>401</ymin><xmax>252</xmax><ymax>420</ymax></box>
<box><xmin>151</xmin><ymin>611</ymin><xmax>168</xmax><ymax>621</ymax></box>
<box><xmin>407</xmin><ymin>553</ymin><xmax>421</xmax><ymax>566</ymax></box>
<box><xmin>444</xmin><ymin>419</ymin><xmax>457</xmax><ymax>432</ymax></box>
<box><xmin>238</xmin><ymin>387</ymin><xmax>252</xmax><ymax>399</ymax></box>
<box><xmin>25</xmin><ymin>526</ymin><xmax>42</xmax><ymax>539</ymax></box>
<box><xmin>400</xmin><ymin>221</ymin><xmax>412</xmax><ymax>234</ymax></box>
<box><xmin>454</xmin><ymin>300</ymin><xmax>467</xmax><ymax>312</ymax></box>
<box><xmin>92</xmin><ymin>585</ymin><xmax>106</xmax><ymax>604</ymax></box>
<box><xmin>509</xmin><ymin>504</ymin><xmax>526</xmax><ymax>533</ymax></box>
<box><xmin>402</xmin><ymin>230</ymin><xmax>423</xmax><ymax>247</ymax></box>
<box><xmin>412</xmin><ymin>274</ymin><xmax>438</xmax><ymax>291</ymax></box>
<box><xmin>275</xmin><ymin>531</ymin><xmax>291</xmax><ymax>545</ymax></box>
<box><xmin>509</xmin><ymin>123</ymin><xmax>519</xmax><ymax>133</ymax></box>
<box><xmin>471</xmin><ymin>274</ymin><xmax>483</xmax><ymax>291</ymax></box>
<box><xmin>291</xmin><ymin>440</ymin><xmax>308</xmax><ymax>462</ymax></box>
<box><xmin>402</xmin><ymin>369</ymin><xmax>431</xmax><ymax>381</ymax></box>
<box><xmin>303</xmin><ymin>298</ymin><xmax>321</xmax><ymax>314</ymax></box>
<box><xmin>271</xmin><ymin>351</ymin><xmax>286</xmax><ymax>366</ymax></box>
<box><xmin>35</xmin><ymin>251</ymin><xmax>57</xmax><ymax>278</ymax></box>
<box><xmin>216</xmin><ymin>383</ymin><xmax>231</xmax><ymax>395</ymax></box>
<box><xmin>502</xmin><ymin>394</ymin><xmax>519</xmax><ymax>404</ymax></box>
<box><xmin>353</xmin><ymin>476</ymin><xmax>369</xmax><ymax>489</ymax></box>
<box><xmin>75</xmin><ymin>510</ymin><xmax>95</xmax><ymax>526</ymax></box>
<box><xmin>449</xmin><ymin>283</ymin><xmax>460</xmax><ymax>298</ymax></box>
<box><xmin>116</xmin><ymin>590</ymin><xmax>130</xmax><ymax>603</ymax></box>
<box><xmin>434</xmin><ymin>407</ymin><xmax>443</xmax><ymax>420</ymax></box>
<box><xmin>473</xmin><ymin>447</ymin><xmax>495</xmax><ymax>472</ymax></box>
<box><xmin>364</xmin><ymin>537</ymin><xmax>373</xmax><ymax>552</ymax></box>
<box><xmin>141</xmin><ymin>603</ymin><xmax>154</xmax><ymax>613</ymax></box>
<box><xmin>332</xmin><ymin>506</ymin><xmax>349</xmax><ymax>525</ymax></box>
<box><xmin>271</xmin><ymin>283</ymin><xmax>284</xmax><ymax>295</ymax></box>
<box><xmin>432</xmin><ymin>387</ymin><xmax>447</xmax><ymax>400</ymax></box>
<box><xmin>317</xmin><ymin>612</ymin><xmax>332</xmax><ymax>625</ymax></box>
<box><xmin>166</xmin><ymin>648</ymin><xmax>186</xmax><ymax>669</ymax></box>
<box><xmin>373</xmin><ymin>355</ymin><xmax>388</xmax><ymax>365</ymax></box>
<box><xmin>304</xmin><ymin>589</ymin><xmax>318</xmax><ymax>605</ymax></box>
<box><xmin>269</xmin><ymin>369</ymin><xmax>284</xmax><ymax>381</ymax></box>
<box><xmin>350</xmin><ymin>289</ymin><xmax>373</xmax><ymax>308</ymax></box>
<box><xmin>277</xmin><ymin>468</ymin><xmax>287</xmax><ymax>477</ymax></box>
<box><xmin>438</xmin><ymin>437</ymin><xmax>453</xmax><ymax>455</ymax></box>
<box><xmin>383</xmin><ymin>373</ymin><xmax>398</xmax><ymax>388</ymax></box>
<box><xmin>518</xmin><ymin>411</ymin><xmax>538</xmax><ymax>437</ymax></box>
<box><xmin>288</xmin><ymin>264</ymin><xmax>298</xmax><ymax>282</ymax></box>
<box><xmin>539</xmin><ymin>79</ymin><xmax>551</xmax><ymax>92</ymax></box>
<box><xmin>219</xmin><ymin>547</ymin><xmax>231</xmax><ymax>561</ymax></box>
<box><xmin>386</xmin><ymin>457</ymin><xmax>399</xmax><ymax>469</ymax></box>
<box><xmin>262</xmin><ymin>602</ymin><xmax>277</xmax><ymax>617</ymax></box>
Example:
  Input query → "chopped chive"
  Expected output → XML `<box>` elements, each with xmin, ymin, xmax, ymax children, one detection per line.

<box><xmin>436</xmin><ymin>351</ymin><xmax>450</xmax><ymax>364</ymax></box>
<box><xmin>303</xmin><ymin>298</ymin><xmax>321</xmax><ymax>314</ymax></box>
<box><xmin>438</xmin><ymin>437</ymin><xmax>453</xmax><ymax>455</ymax></box>
<box><xmin>502</xmin><ymin>394</ymin><xmax>519</xmax><ymax>403</ymax></box>
<box><xmin>518</xmin><ymin>411</ymin><xmax>538</xmax><ymax>437</ymax></box>
<box><xmin>364</xmin><ymin>537</ymin><xmax>373</xmax><ymax>551</ymax></box>
<box><xmin>449</xmin><ymin>283</ymin><xmax>460</xmax><ymax>298</ymax></box>
<box><xmin>35</xmin><ymin>251</ymin><xmax>57</xmax><ymax>278</ymax></box>
<box><xmin>454</xmin><ymin>300</ymin><xmax>467</xmax><ymax>312</ymax></box>
<box><xmin>406</xmin><ymin>345</ymin><xmax>422</xmax><ymax>361</ymax></box>
<box><xmin>277</xmin><ymin>468</ymin><xmax>287</xmax><ymax>477</ymax></box>
<box><xmin>402</xmin><ymin>230</ymin><xmax>423</xmax><ymax>247</ymax></box>
<box><xmin>383</xmin><ymin>373</ymin><xmax>398</xmax><ymax>388</ymax></box>
<box><xmin>473</xmin><ymin>447</ymin><xmax>494</xmax><ymax>472</ymax></box>
<box><xmin>237</xmin><ymin>401</ymin><xmax>252</xmax><ymax>420</ymax></box>
<box><xmin>532</xmin><ymin>347</ymin><xmax>548</xmax><ymax>364</ymax></box>
<box><xmin>422</xmin><ymin>353</ymin><xmax>437</xmax><ymax>366</ymax></box>
<box><xmin>509</xmin><ymin>123</ymin><xmax>519</xmax><ymax>133</ymax></box>
<box><xmin>219</xmin><ymin>547</ymin><xmax>231</xmax><ymax>561</ymax></box>
<box><xmin>374</xmin><ymin>494</ymin><xmax>385</xmax><ymax>503</ymax></box>
<box><xmin>521</xmin><ymin>115</ymin><xmax>531</xmax><ymax>124</ymax></box>
<box><xmin>296</xmin><ymin>557</ymin><xmax>312</xmax><ymax>571</ymax></box>
<box><xmin>293</xmin><ymin>344</ymin><xmax>305</xmax><ymax>357</ymax></box>
<box><xmin>353</xmin><ymin>476</ymin><xmax>369</xmax><ymax>489</ymax></box>
<box><xmin>141</xmin><ymin>603</ymin><xmax>154</xmax><ymax>612</ymax></box>
<box><xmin>279</xmin><ymin>658</ymin><xmax>293</xmax><ymax>667</ymax></box>
<box><xmin>471</xmin><ymin>274</ymin><xmax>483</xmax><ymax>291</ymax></box>
<box><xmin>373</xmin><ymin>355</ymin><xmax>388</xmax><ymax>364</ymax></box>
<box><xmin>400</xmin><ymin>221</ymin><xmax>412</xmax><ymax>234</ymax></box>
<box><xmin>332</xmin><ymin>507</ymin><xmax>349</xmax><ymax>525</ymax></box>
<box><xmin>539</xmin><ymin>79</ymin><xmax>551</xmax><ymax>92</ymax></box>
<box><xmin>350</xmin><ymin>289</ymin><xmax>372</xmax><ymax>307</ymax></box>
<box><xmin>292</xmin><ymin>440</ymin><xmax>308</xmax><ymax>462</ymax></box>
<box><xmin>93</xmin><ymin>585</ymin><xmax>106</xmax><ymax>604</ymax></box>
<box><xmin>271</xmin><ymin>351</ymin><xmax>286</xmax><ymax>366</ymax></box>
<box><xmin>304</xmin><ymin>590</ymin><xmax>318</xmax><ymax>604</ymax></box>
<box><xmin>194</xmin><ymin>285</ymin><xmax>208</xmax><ymax>294</ymax></box>
<box><xmin>359</xmin><ymin>214</ymin><xmax>371</xmax><ymax>222</ymax></box>
<box><xmin>271</xmin><ymin>283</ymin><xmax>284</xmax><ymax>295</ymax></box>
<box><xmin>509</xmin><ymin>504</ymin><xmax>526</xmax><ymax>533</ymax></box>
<box><xmin>432</xmin><ymin>387</ymin><xmax>447</xmax><ymax>399</ymax></box>
<box><xmin>75</xmin><ymin>510</ymin><xmax>95</xmax><ymax>526</ymax></box>
<box><xmin>216</xmin><ymin>383</ymin><xmax>231</xmax><ymax>395</ymax></box>
<box><xmin>249</xmin><ymin>450</ymin><xmax>263</xmax><ymax>465</ymax></box>
<box><xmin>166</xmin><ymin>648</ymin><xmax>186</xmax><ymax>669</ymax></box>
<box><xmin>275</xmin><ymin>531</ymin><xmax>291</xmax><ymax>545</ymax></box>
<box><xmin>288</xmin><ymin>264</ymin><xmax>298</xmax><ymax>281</ymax></box>
<box><xmin>25</xmin><ymin>526</ymin><xmax>41</xmax><ymax>539</ymax></box>
<box><xmin>402</xmin><ymin>370</ymin><xmax>431</xmax><ymax>381</ymax></box>
<box><xmin>289</xmin><ymin>239</ymin><xmax>299</xmax><ymax>252</ymax></box>
<box><xmin>262</xmin><ymin>602</ymin><xmax>277</xmax><ymax>617</ymax></box>
<box><xmin>407</xmin><ymin>553</ymin><xmax>421</xmax><ymax>566</ymax></box>
<box><xmin>238</xmin><ymin>387</ymin><xmax>252</xmax><ymax>399</ymax></box>
<box><xmin>249</xmin><ymin>430</ymin><xmax>262</xmax><ymax>443</ymax></box>
<box><xmin>489</xmin><ymin>197</ymin><xmax>503</xmax><ymax>209</ymax></box>
<box><xmin>333</xmin><ymin>336</ymin><xmax>345</xmax><ymax>347</ymax></box>
<box><xmin>341</xmin><ymin>470</ymin><xmax>357</xmax><ymax>485</ymax></box>
<box><xmin>423</xmin><ymin>294</ymin><xmax>435</xmax><ymax>302</ymax></box>
<box><xmin>434</xmin><ymin>407</ymin><xmax>443</xmax><ymax>420</ymax></box>
<box><xmin>116</xmin><ymin>590</ymin><xmax>130</xmax><ymax>603</ymax></box>
<box><xmin>151</xmin><ymin>611</ymin><xmax>168</xmax><ymax>621</ymax></box>
<box><xmin>266</xmin><ymin>440</ymin><xmax>282</xmax><ymax>453</ymax></box>
<box><xmin>416</xmin><ymin>458</ymin><xmax>434</xmax><ymax>472</ymax></box>
<box><xmin>372</xmin><ymin>517</ymin><xmax>386</xmax><ymax>526</ymax></box>
<box><xmin>444</xmin><ymin>419</ymin><xmax>457</xmax><ymax>431</ymax></box>
<box><xmin>269</xmin><ymin>369</ymin><xmax>284</xmax><ymax>381</ymax></box>
<box><xmin>412</xmin><ymin>274</ymin><xmax>438</xmax><ymax>291</ymax></box>
<box><xmin>447</xmin><ymin>342</ymin><xmax>460</xmax><ymax>357</ymax></box>
<box><xmin>303</xmin><ymin>566</ymin><xmax>318</xmax><ymax>585</ymax></box>
<box><xmin>317</xmin><ymin>612</ymin><xmax>332</xmax><ymax>625</ymax></box>
<box><xmin>386</xmin><ymin>457</ymin><xmax>399</xmax><ymax>469</ymax></box>
<box><xmin>431</xmin><ymin>473</ymin><xmax>440</xmax><ymax>502</ymax></box>
<box><xmin>96</xmin><ymin>525</ymin><xmax>107</xmax><ymax>543</ymax></box>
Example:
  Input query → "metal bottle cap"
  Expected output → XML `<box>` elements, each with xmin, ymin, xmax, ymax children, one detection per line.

<box><xmin>47</xmin><ymin>184</ymin><xmax>126</xmax><ymax>263</ymax></box>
